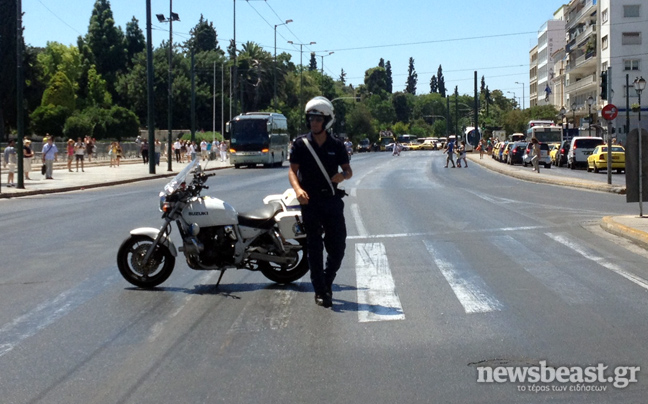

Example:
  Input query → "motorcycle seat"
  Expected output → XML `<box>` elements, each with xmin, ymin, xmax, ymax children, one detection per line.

<box><xmin>237</xmin><ymin>201</ymin><xmax>282</xmax><ymax>229</ymax></box>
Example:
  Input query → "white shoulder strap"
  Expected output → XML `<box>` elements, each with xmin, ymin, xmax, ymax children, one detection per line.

<box><xmin>302</xmin><ymin>137</ymin><xmax>335</xmax><ymax>195</ymax></box>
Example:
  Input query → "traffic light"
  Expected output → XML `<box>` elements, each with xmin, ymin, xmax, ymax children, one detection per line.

<box><xmin>600</xmin><ymin>71</ymin><xmax>608</xmax><ymax>100</ymax></box>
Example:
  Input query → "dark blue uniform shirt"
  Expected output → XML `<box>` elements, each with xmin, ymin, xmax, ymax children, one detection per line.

<box><xmin>290</xmin><ymin>133</ymin><xmax>349</xmax><ymax>200</ymax></box>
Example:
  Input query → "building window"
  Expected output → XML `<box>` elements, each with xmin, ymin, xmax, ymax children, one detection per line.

<box><xmin>602</xmin><ymin>9</ymin><xmax>609</xmax><ymax>23</ymax></box>
<box><xmin>624</xmin><ymin>59</ymin><xmax>641</xmax><ymax>71</ymax></box>
<box><xmin>602</xmin><ymin>35</ymin><xmax>608</xmax><ymax>50</ymax></box>
<box><xmin>622</xmin><ymin>32</ymin><xmax>642</xmax><ymax>45</ymax></box>
<box><xmin>624</xmin><ymin>5</ymin><xmax>640</xmax><ymax>18</ymax></box>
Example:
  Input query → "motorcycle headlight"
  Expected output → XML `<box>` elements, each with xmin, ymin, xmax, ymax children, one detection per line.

<box><xmin>189</xmin><ymin>223</ymin><xmax>200</xmax><ymax>236</ymax></box>
<box><xmin>159</xmin><ymin>194</ymin><xmax>167</xmax><ymax>211</ymax></box>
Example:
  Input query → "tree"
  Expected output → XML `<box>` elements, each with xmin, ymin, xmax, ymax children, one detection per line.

<box><xmin>392</xmin><ymin>91</ymin><xmax>413</xmax><ymax>123</ymax></box>
<box><xmin>37</xmin><ymin>42</ymin><xmax>82</xmax><ymax>91</ymax></box>
<box><xmin>481</xmin><ymin>75</ymin><xmax>486</xmax><ymax>93</ymax></box>
<box><xmin>124</xmin><ymin>17</ymin><xmax>145</xmax><ymax>68</ymax></box>
<box><xmin>42</xmin><ymin>71</ymin><xmax>76</xmax><ymax>111</ymax></box>
<box><xmin>430</xmin><ymin>75</ymin><xmax>438</xmax><ymax>93</ymax></box>
<box><xmin>364</xmin><ymin>67</ymin><xmax>388</xmax><ymax>97</ymax></box>
<box><xmin>339</xmin><ymin>68</ymin><xmax>346</xmax><ymax>85</ymax></box>
<box><xmin>405</xmin><ymin>57</ymin><xmax>417</xmax><ymax>95</ymax></box>
<box><xmin>437</xmin><ymin>65</ymin><xmax>446</xmax><ymax>97</ymax></box>
<box><xmin>106</xmin><ymin>105</ymin><xmax>140</xmax><ymax>139</ymax></box>
<box><xmin>308</xmin><ymin>52</ymin><xmax>317</xmax><ymax>71</ymax></box>
<box><xmin>30</xmin><ymin>105</ymin><xmax>71</xmax><ymax>137</ymax></box>
<box><xmin>184</xmin><ymin>14</ymin><xmax>221</xmax><ymax>54</ymax></box>
<box><xmin>87</xmin><ymin>65</ymin><xmax>112</xmax><ymax>107</ymax></box>
<box><xmin>385</xmin><ymin>61</ymin><xmax>393</xmax><ymax>93</ymax></box>
<box><xmin>85</xmin><ymin>0</ymin><xmax>126</xmax><ymax>96</ymax></box>
<box><xmin>378</xmin><ymin>58</ymin><xmax>385</xmax><ymax>69</ymax></box>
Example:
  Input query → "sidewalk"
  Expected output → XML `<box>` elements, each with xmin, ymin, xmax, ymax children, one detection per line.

<box><xmin>0</xmin><ymin>156</ymin><xmax>232</xmax><ymax>198</ymax></box>
<box><xmin>467</xmin><ymin>153</ymin><xmax>648</xmax><ymax>251</ymax></box>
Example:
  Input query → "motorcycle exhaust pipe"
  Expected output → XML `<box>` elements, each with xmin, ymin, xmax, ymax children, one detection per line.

<box><xmin>247</xmin><ymin>252</ymin><xmax>295</xmax><ymax>265</ymax></box>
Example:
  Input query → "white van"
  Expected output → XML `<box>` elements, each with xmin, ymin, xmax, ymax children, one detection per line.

<box><xmin>567</xmin><ymin>137</ymin><xmax>605</xmax><ymax>169</ymax></box>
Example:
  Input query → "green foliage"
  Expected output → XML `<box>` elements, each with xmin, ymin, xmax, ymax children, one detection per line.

<box><xmin>405</xmin><ymin>57</ymin><xmax>417</xmax><ymax>95</ymax></box>
<box><xmin>392</xmin><ymin>121</ymin><xmax>409</xmax><ymax>135</ymax></box>
<box><xmin>106</xmin><ymin>105</ymin><xmax>140</xmax><ymax>140</ymax></box>
<box><xmin>125</xmin><ymin>17</ymin><xmax>145</xmax><ymax>68</ymax></box>
<box><xmin>42</xmin><ymin>71</ymin><xmax>76</xmax><ymax>111</ymax></box>
<box><xmin>184</xmin><ymin>14</ymin><xmax>221</xmax><ymax>53</ymax></box>
<box><xmin>87</xmin><ymin>65</ymin><xmax>112</xmax><ymax>107</ymax></box>
<box><xmin>30</xmin><ymin>104</ymin><xmax>71</xmax><ymax>137</ymax></box>
<box><xmin>364</xmin><ymin>67</ymin><xmax>389</xmax><ymax>97</ymax></box>
<box><xmin>64</xmin><ymin>113</ymin><xmax>94</xmax><ymax>138</ymax></box>
<box><xmin>37</xmin><ymin>42</ymin><xmax>82</xmax><ymax>90</ymax></box>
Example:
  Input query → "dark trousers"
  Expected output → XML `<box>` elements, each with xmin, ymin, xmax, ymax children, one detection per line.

<box><xmin>142</xmin><ymin>150</ymin><xmax>149</xmax><ymax>163</ymax></box>
<box><xmin>301</xmin><ymin>196</ymin><xmax>347</xmax><ymax>295</ymax></box>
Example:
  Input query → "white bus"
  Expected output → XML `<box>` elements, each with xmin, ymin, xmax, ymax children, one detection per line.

<box><xmin>526</xmin><ymin>126</ymin><xmax>562</xmax><ymax>144</ymax></box>
<box><xmin>227</xmin><ymin>112</ymin><xmax>289</xmax><ymax>168</ymax></box>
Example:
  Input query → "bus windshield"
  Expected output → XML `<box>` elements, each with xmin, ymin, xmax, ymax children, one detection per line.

<box><xmin>527</xmin><ymin>126</ymin><xmax>562</xmax><ymax>143</ymax></box>
<box><xmin>230</xmin><ymin>120</ymin><xmax>269</xmax><ymax>151</ymax></box>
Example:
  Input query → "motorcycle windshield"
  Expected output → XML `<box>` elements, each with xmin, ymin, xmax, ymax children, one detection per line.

<box><xmin>162</xmin><ymin>159</ymin><xmax>200</xmax><ymax>196</ymax></box>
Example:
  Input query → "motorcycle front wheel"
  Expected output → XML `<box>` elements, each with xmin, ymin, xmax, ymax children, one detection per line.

<box><xmin>259</xmin><ymin>238</ymin><xmax>309</xmax><ymax>284</ymax></box>
<box><xmin>117</xmin><ymin>235</ymin><xmax>176</xmax><ymax>288</ymax></box>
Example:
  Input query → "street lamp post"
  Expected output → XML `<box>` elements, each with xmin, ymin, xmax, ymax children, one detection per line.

<box><xmin>587</xmin><ymin>96</ymin><xmax>595</xmax><ymax>137</ymax></box>
<box><xmin>274</xmin><ymin>19</ymin><xmax>292</xmax><ymax>110</ymax></box>
<box><xmin>287</xmin><ymin>40</ymin><xmax>316</xmax><ymax>109</ymax></box>
<box><xmin>515</xmin><ymin>81</ymin><xmax>525</xmax><ymax>110</ymax></box>
<box><xmin>156</xmin><ymin>5</ymin><xmax>180</xmax><ymax>172</ymax></box>
<box><xmin>320</xmin><ymin>51</ymin><xmax>334</xmax><ymax>75</ymax></box>
<box><xmin>634</xmin><ymin>76</ymin><xmax>646</xmax><ymax>216</ymax></box>
<box><xmin>507</xmin><ymin>91</ymin><xmax>517</xmax><ymax>108</ymax></box>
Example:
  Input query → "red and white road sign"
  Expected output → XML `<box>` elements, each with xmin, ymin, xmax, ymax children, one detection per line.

<box><xmin>601</xmin><ymin>104</ymin><xmax>618</xmax><ymax>121</ymax></box>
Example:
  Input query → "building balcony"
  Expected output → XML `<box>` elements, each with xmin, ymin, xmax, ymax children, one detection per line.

<box><xmin>566</xmin><ymin>0</ymin><xmax>596</xmax><ymax>31</ymax></box>
<box><xmin>566</xmin><ymin>51</ymin><xmax>597</xmax><ymax>75</ymax></box>
<box><xmin>566</xmin><ymin>73</ymin><xmax>597</xmax><ymax>93</ymax></box>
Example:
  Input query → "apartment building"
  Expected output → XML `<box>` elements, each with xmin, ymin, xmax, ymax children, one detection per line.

<box><xmin>531</xmin><ymin>0</ymin><xmax>647</xmax><ymax>138</ymax></box>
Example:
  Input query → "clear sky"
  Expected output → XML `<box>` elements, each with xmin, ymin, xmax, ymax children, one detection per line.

<box><xmin>22</xmin><ymin>0</ymin><xmax>567</xmax><ymax>105</ymax></box>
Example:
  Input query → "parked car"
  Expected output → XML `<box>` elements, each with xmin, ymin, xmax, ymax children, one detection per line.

<box><xmin>552</xmin><ymin>140</ymin><xmax>571</xmax><ymax>167</ymax></box>
<box><xmin>507</xmin><ymin>142</ymin><xmax>528</xmax><ymax>165</ymax></box>
<box><xmin>419</xmin><ymin>139</ymin><xmax>437</xmax><ymax>150</ymax></box>
<box><xmin>501</xmin><ymin>142</ymin><xmax>514</xmax><ymax>163</ymax></box>
<box><xmin>522</xmin><ymin>142</ymin><xmax>551</xmax><ymax>168</ymax></box>
<box><xmin>356</xmin><ymin>138</ymin><xmax>371</xmax><ymax>153</ymax></box>
<box><xmin>549</xmin><ymin>143</ymin><xmax>560</xmax><ymax>165</ymax></box>
<box><xmin>497</xmin><ymin>141</ymin><xmax>509</xmax><ymax>162</ymax></box>
<box><xmin>567</xmin><ymin>136</ymin><xmax>605</xmax><ymax>169</ymax></box>
<box><xmin>492</xmin><ymin>142</ymin><xmax>502</xmax><ymax>159</ymax></box>
<box><xmin>587</xmin><ymin>145</ymin><xmax>626</xmax><ymax>173</ymax></box>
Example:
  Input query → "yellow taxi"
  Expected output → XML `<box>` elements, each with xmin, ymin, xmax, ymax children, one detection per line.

<box><xmin>586</xmin><ymin>145</ymin><xmax>625</xmax><ymax>173</ymax></box>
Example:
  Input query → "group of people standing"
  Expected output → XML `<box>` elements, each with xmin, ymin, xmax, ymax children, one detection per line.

<box><xmin>65</xmin><ymin>137</ymin><xmax>96</xmax><ymax>172</ymax></box>
<box><xmin>172</xmin><ymin>139</ymin><xmax>228</xmax><ymax>164</ymax></box>
<box><xmin>2</xmin><ymin>138</ymin><xmax>35</xmax><ymax>186</ymax></box>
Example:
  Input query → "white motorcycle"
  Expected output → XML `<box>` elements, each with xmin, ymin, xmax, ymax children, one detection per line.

<box><xmin>117</xmin><ymin>159</ymin><xmax>308</xmax><ymax>288</ymax></box>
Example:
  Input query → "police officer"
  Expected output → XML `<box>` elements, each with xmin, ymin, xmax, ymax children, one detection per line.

<box><xmin>288</xmin><ymin>96</ymin><xmax>352</xmax><ymax>308</ymax></box>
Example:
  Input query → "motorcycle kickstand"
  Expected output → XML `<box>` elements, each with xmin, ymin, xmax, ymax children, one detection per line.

<box><xmin>215</xmin><ymin>269</ymin><xmax>227</xmax><ymax>287</ymax></box>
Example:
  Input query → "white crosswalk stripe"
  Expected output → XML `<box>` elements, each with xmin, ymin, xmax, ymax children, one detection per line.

<box><xmin>490</xmin><ymin>235</ymin><xmax>596</xmax><ymax>304</ymax></box>
<box><xmin>423</xmin><ymin>239</ymin><xmax>504</xmax><ymax>314</ymax></box>
<box><xmin>546</xmin><ymin>232</ymin><xmax>648</xmax><ymax>291</ymax></box>
<box><xmin>355</xmin><ymin>242</ymin><xmax>405</xmax><ymax>322</ymax></box>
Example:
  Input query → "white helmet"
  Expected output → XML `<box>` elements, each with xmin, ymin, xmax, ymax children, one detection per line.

<box><xmin>305</xmin><ymin>96</ymin><xmax>335</xmax><ymax>131</ymax></box>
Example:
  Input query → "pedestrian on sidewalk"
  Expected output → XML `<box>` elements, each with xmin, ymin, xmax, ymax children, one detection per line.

<box><xmin>74</xmin><ymin>137</ymin><xmax>85</xmax><ymax>172</ymax></box>
<box><xmin>115</xmin><ymin>141</ymin><xmax>123</xmax><ymax>166</ymax></box>
<box><xmin>42</xmin><ymin>136</ymin><xmax>58</xmax><ymax>179</ymax></box>
<box><xmin>85</xmin><ymin>136</ymin><xmax>94</xmax><ymax>163</ymax></box>
<box><xmin>180</xmin><ymin>141</ymin><xmax>187</xmax><ymax>163</ymax></box>
<box><xmin>141</xmin><ymin>140</ymin><xmax>149</xmax><ymax>164</ymax></box>
<box><xmin>444</xmin><ymin>138</ymin><xmax>456</xmax><ymax>168</ymax></box>
<box><xmin>154</xmin><ymin>139</ymin><xmax>162</xmax><ymax>166</ymax></box>
<box><xmin>392</xmin><ymin>141</ymin><xmax>401</xmax><ymax>156</ymax></box>
<box><xmin>3</xmin><ymin>139</ymin><xmax>17</xmax><ymax>187</ymax></box>
<box><xmin>23</xmin><ymin>139</ymin><xmax>34</xmax><ymax>180</ymax></box>
<box><xmin>66</xmin><ymin>139</ymin><xmax>74</xmax><ymax>172</ymax></box>
<box><xmin>173</xmin><ymin>139</ymin><xmax>181</xmax><ymax>163</ymax></box>
<box><xmin>219</xmin><ymin>140</ymin><xmax>228</xmax><ymax>162</ymax></box>
<box><xmin>108</xmin><ymin>142</ymin><xmax>116</xmax><ymax>167</ymax></box>
<box><xmin>200</xmin><ymin>139</ymin><xmax>208</xmax><ymax>161</ymax></box>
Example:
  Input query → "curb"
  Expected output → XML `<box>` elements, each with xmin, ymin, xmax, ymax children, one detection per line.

<box><xmin>0</xmin><ymin>165</ymin><xmax>231</xmax><ymax>199</ymax></box>
<box><xmin>600</xmin><ymin>216</ymin><xmax>648</xmax><ymax>250</ymax></box>
<box><xmin>467</xmin><ymin>155</ymin><xmax>626</xmax><ymax>195</ymax></box>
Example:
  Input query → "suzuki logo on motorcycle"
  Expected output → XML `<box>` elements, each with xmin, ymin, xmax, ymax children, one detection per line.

<box><xmin>188</xmin><ymin>212</ymin><xmax>208</xmax><ymax>216</ymax></box>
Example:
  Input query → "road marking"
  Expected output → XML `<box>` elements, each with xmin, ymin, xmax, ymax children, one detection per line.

<box><xmin>547</xmin><ymin>233</ymin><xmax>648</xmax><ymax>291</ymax></box>
<box><xmin>0</xmin><ymin>270</ymin><xmax>118</xmax><ymax>358</ymax></box>
<box><xmin>227</xmin><ymin>288</ymin><xmax>298</xmax><ymax>333</ymax></box>
<box><xmin>350</xmin><ymin>203</ymin><xmax>368</xmax><ymax>237</ymax></box>
<box><xmin>355</xmin><ymin>243</ymin><xmax>405</xmax><ymax>322</ymax></box>
<box><xmin>491</xmin><ymin>235</ymin><xmax>595</xmax><ymax>304</ymax></box>
<box><xmin>347</xmin><ymin>225</ymin><xmax>546</xmax><ymax>240</ymax></box>
<box><xmin>423</xmin><ymin>240</ymin><xmax>503</xmax><ymax>314</ymax></box>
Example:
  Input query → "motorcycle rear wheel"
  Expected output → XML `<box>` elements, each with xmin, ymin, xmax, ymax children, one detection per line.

<box><xmin>259</xmin><ymin>238</ymin><xmax>309</xmax><ymax>284</ymax></box>
<box><xmin>117</xmin><ymin>235</ymin><xmax>175</xmax><ymax>288</ymax></box>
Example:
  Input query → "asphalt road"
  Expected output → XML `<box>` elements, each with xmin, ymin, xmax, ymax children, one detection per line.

<box><xmin>1</xmin><ymin>150</ymin><xmax>647</xmax><ymax>403</ymax></box>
